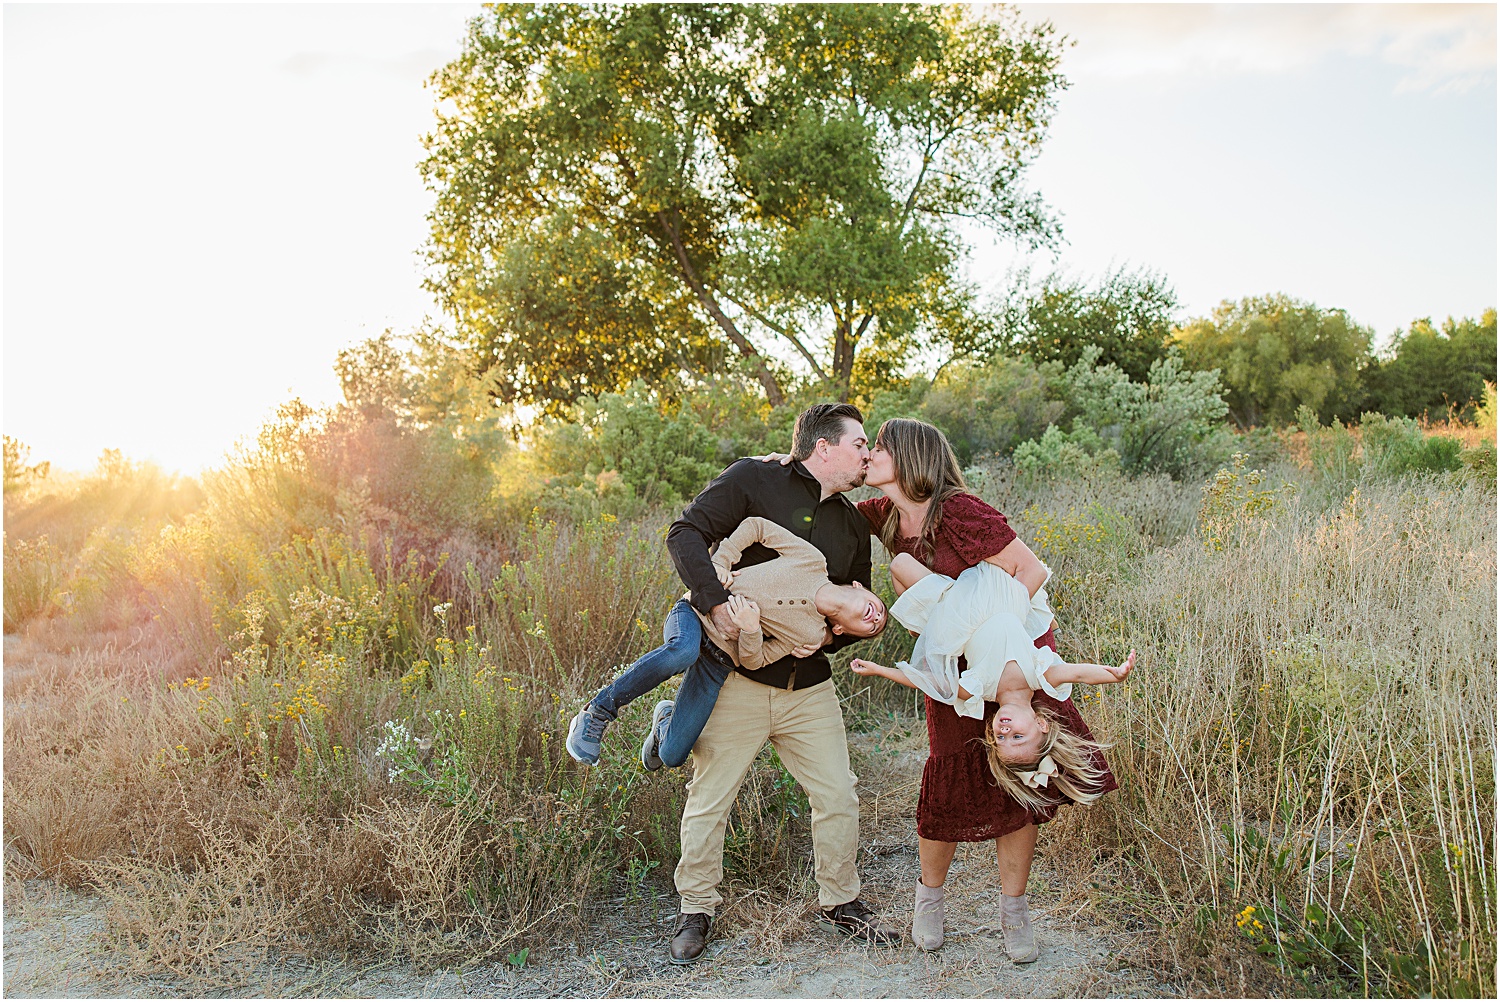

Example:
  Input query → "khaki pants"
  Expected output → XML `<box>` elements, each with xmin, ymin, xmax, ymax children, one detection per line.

<box><xmin>675</xmin><ymin>672</ymin><xmax>861</xmax><ymax>915</ymax></box>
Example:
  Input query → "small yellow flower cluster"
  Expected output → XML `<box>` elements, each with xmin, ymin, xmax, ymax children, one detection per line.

<box><xmin>1235</xmin><ymin>904</ymin><xmax>1265</xmax><ymax>936</ymax></box>
<box><xmin>401</xmin><ymin>659</ymin><xmax>430</xmax><ymax>697</ymax></box>
<box><xmin>168</xmin><ymin>675</ymin><xmax>212</xmax><ymax>693</ymax></box>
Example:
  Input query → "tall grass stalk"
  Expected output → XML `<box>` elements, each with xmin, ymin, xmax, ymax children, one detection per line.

<box><xmin>1034</xmin><ymin>474</ymin><xmax>1495</xmax><ymax>996</ymax></box>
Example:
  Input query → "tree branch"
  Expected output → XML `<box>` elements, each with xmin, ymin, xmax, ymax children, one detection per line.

<box><xmin>657</xmin><ymin>210</ymin><xmax>786</xmax><ymax>405</ymax></box>
<box><xmin>719</xmin><ymin>289</ymin><xmax>832</xmax><ymax>384</ymax></box>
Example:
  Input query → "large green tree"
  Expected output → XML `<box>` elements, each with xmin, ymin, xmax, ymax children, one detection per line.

<box><xmin>1000</xmin><ymin>266</ymin><xmax>1179</xmax><ymax>383</ymax></box>
<box><xmin>1172</xmin><ymin>294</ymin><xmax>1373</xmax><ymax>428</ymax></box>
<box><xmin>1362</xmin><ymin>309</ymin><xmax>1497</xmax><ymax>419</ymax></box>
<box><xmin>422</xmin><ymin>3</ymin><xmax>1066</xmax><ymax>411</ymax></box>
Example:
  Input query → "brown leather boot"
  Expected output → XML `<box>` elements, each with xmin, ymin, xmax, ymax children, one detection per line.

<box><xmin>1000</xmin><ymin>892</ymin><xmax>1039</xmax><ymax>963</ymax></box>
<box><xmin>815</xmin><ymin>898</ymin><xmax>902</xmax><ymax>946</ymax></box>
<box><xmin>669</xmin><ymin>911</ymin><xmax>711</xmax><ymax>965</ymax></box>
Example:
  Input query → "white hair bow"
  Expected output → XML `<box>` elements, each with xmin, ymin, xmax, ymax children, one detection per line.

<box><xmin>1019</xmin><ymin>755</ymin><xmax>1059</xmax><ymax>790</ymax></box>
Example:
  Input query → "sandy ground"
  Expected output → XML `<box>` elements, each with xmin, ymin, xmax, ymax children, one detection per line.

<box><xmin>3</xmin><ymin>631</ymin><xmax>1173</xmax><ymax>999</ymax></box>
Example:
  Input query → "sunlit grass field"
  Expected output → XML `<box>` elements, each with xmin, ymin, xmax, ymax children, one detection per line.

<box><xmin>3</xmin><ymin>416</ymin><xmax>1494</xmax><ymax>996</ymax></box>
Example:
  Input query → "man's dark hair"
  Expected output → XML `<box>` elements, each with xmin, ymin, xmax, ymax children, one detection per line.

<box><xmin>791</xmin><ymin>403</ymin><xmax>865</xmax><ymax>461</ymax></box>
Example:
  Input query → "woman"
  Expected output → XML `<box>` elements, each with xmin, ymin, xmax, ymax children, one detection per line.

<box><xmin>855</xmin><ymin>418</ymin><xmax>1116</xmax><ymax>962</ymax></box>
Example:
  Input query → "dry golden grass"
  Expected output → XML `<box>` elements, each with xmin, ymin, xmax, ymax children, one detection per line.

<box><xmin>5</xmin><ymin>441</ymin><xmax>1494</xmax><ymax>996</ymax></box>
<box><xmin>1007</xmin><ymin>470</ymin><xmax>1496</xmax><ymax>996</ymax></box>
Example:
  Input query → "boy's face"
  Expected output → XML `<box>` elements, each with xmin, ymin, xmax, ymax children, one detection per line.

<box><xmin>827</xmin><ymin>581</ymin><xmax>887</xmax><ymax>637</ymax></box>
<box><xmin>992</xmin><ymin>703</ymin><xmax>1049</xmax><ymax>762</ymax></box>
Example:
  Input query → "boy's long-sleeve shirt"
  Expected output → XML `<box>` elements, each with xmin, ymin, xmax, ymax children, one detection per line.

<box><xmin>666</xmin><ymin>458</ymin><xmax>871</xmax><ymax>690</ymax></box>
<box><xmin>696</xmin><ymin>517</ymin><xmax>835</xmax><ymax>670</ymax></box>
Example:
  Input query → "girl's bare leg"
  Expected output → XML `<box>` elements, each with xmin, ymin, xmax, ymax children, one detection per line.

<box><xmin>889</xmin><ymin>552</ymin><xmax>933</xmax><ymax>597</ymax></box>
<box><xmin>995</xmin><ymin>823</ymin><xmax>1038</xmax><ymax>896</ymax></box>
<box><xmin>918</xmin><ymin>836</ymin><xmax>958</xmax><ymax>887</ymax></box>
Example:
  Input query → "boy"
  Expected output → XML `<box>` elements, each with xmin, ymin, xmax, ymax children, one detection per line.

<box><xmin>566</xmin><ymin>516</ymin><xmax>887</xmax><ymax>769</ymax></box>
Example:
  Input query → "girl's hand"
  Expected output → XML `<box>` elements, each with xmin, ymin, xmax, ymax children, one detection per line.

<box><xmin>714</xmin><ymin>565</ymin><xmax>740</xmax><ymax>588</ymax></box>
<box><xmin>754</xmin><ymin>453</ymin><xmax>793</xmax><ymax>465</ymax></box>
<box><xmin>849</xmin><ymin>658</ymin><xmax>888</xmax><ymax>677</ymax></box>
<box><xmin>1105</xmin><ymin>650</ymin><xmax>1137</xmax><ymax>682</ymax></box>
<box><xmin>727</xmin><ymin>594</ymin><xmax>761</xmax><ymax>632</ymax></box>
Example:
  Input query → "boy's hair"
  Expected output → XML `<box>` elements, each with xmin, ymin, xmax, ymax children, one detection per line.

<box><xmin>982</xmin><ymin>702</ymin><xmax>1111</xmax><ymax>811</ymax></box>
<box><xmin>791</xmin><ymin>403</ymin><xmax>864</xmax><ymax>461</ymax></box>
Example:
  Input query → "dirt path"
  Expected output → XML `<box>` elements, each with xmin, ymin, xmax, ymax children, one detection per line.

<box><xmin>4</xmin><ymin>870</ymin><xmax>1167</xmax><ymax>998</ymax></box>
<box><xmin>3</xmin><ymin>633</ymin><xmax>1171</xmax><ymax>998</ymax></box>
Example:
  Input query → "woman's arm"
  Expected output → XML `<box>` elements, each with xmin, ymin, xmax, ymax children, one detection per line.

<box><xmin>984</xmin><ymin>537</ymin><xmax>1048</xmax><ymax>599</ymax></box>
<box><xmin>1047</xmin><ymin>650</ymin><xmax>1137</xmax><ymax>686</ymax></box>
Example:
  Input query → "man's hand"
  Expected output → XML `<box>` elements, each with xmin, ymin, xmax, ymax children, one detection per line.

<box><xmin>710</xmin><ymin>602</ymin><xmax>741</xmax><ymax>641</ymax></box>
<box><xmin>789</xmin><ymin>643</ymin><xmax>820</xmax><ymax>658</ymax></box>
<box><xmin>727</xmin><ymin>594</ymin><xmax>761</xmax><ymax>633</ymax></box>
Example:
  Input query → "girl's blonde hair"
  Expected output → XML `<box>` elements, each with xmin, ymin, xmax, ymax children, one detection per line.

<box><xmin>873</xmin><ymin>418</ymin><xmax>967</xmax><ymax>564</ymax></box>
<box><xmin>982</xmin><ymin>703</ymin><xmax>1112</xmax><ymax>811</ymax></box>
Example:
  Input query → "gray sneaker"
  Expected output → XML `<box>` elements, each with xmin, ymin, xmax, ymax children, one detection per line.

<box><xmin>640</xmin><ymin>700</ymin><xmax>674</xmax><ymax>771</ymax></box>
<box><xmin>565</xmin><ymin>703</ymin><xmax>612</xmax><ymax>765</ymax></box>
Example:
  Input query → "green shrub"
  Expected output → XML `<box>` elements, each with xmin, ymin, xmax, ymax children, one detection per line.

<box><xmin>1013</xmin><ymin>345</ymin><xmax>1230</xmax><ymax>479</ymax></box>
<box><xmin>531</xmin><ymin>382</ymin><xmax>721</xmax><ymax>506</ymax></box>
<box><xmin>909</xmin><ymin>357</ymin><xmax>1065</xmax><ymax>464</ymax></box>
<box><xmin>1012</xmin><ymin>425</ymin><xmax>1122</xmax><ymax>481</ymax></box>
<box><xmin>1358</xmin><ymin>412</ymin><xmax>1463</xmax><ymax>476</ymax></box>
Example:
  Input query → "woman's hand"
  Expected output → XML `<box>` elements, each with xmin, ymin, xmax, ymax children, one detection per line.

<box><xmin>714</xmin><ymin>565</ymin><xmax>740</xmax><ymax>589</ymax></box>
<box><xmin>849</xmin><ymin>658</ymin><xmax>889</xmax><ymax>677</ymax></box>
<box><xmin>754</xmin><ymin>453</ymin><xmax>794</xmax><ymax>465</ymax></box>
<box><xmin>727</xmin><ymin>594</ymin><xmax>761</xmax><ymax>632</ymax></box>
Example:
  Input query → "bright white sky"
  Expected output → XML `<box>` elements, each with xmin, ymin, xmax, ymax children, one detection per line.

<box><xmin>4</xmin><ymin>3</ymin><xmax>1495</xmax><ymax>475</ymax></box>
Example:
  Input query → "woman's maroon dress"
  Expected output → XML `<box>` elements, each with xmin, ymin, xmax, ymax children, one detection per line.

<box><xmin>858</xmin><ymin>493</ymin><xmax>1118</xmax><ymax>842</ymax></box>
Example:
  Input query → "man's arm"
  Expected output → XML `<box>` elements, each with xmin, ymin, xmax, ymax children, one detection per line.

<box><xmin>667</xmin><ymin>462</ymin><xmax>756</xmax><ymax>617</ymax></box>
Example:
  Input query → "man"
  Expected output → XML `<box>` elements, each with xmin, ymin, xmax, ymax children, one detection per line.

<box><xmin>662</xmin><ymin>402</ymin><xmax>902</xmax><ymax>964</ymax></box>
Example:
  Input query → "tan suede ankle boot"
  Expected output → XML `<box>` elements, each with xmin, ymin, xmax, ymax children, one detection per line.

<box><xmin>1000</xmin><ymin>892</ymin><xmax>1039</xmax><ymax>963</ymax></box>
<box><xmin>911</xmin><ymin>879</ymin><xmax>945</xmax><ymax>951</ymax></box>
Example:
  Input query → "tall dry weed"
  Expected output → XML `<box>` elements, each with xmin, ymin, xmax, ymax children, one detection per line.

<box><xmin>1036</xmin><ymin>473</ymin><xmax>1495</xmax><ymax>996</ymax></box>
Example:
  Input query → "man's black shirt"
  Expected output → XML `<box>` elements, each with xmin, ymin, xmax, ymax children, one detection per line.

<box><xmin>666</xmin><ymin>458</ymin><xmax>872</xmax><ymax>690</ymax></box>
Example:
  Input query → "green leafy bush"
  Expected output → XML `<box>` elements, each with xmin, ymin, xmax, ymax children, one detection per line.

<box><xmin>531</xmin><ymin>383</ymin><xmax>721</xmax><ymax>506</ymax></box>
<box><xmin>1016</xmin><ymin>345</ymin><xmax>1229</xmax><ymax>479</ymax></box>
<box><xmin>1174</xmin><ymin>293</ymin><xmax>1373</xmax><ymax>427</ymax></box>
<box><xmin>909</xmin><ymin>357</ymin><xmax>1065</xmax><ymax>464</ymax></box>
<box><xmin>1358</xmin><ymin>413</ymin><xmax>1463</xmax><ymax>476</ymax></box>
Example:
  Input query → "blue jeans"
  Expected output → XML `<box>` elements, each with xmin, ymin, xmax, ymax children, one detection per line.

<box><xmin>587</xmin><ymin>598</ymin><xmax>734</xmax><ymax>769</ymax></box>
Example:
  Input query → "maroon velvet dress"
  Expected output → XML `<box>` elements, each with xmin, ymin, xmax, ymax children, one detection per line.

<box><xmin>858</xmin><ymin>493</ymin><xmax>1118</xmax><ymax>842</ymax></box>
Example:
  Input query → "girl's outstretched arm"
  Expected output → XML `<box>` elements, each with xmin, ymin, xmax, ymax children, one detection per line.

<box><xmin>849</xmin><ymin>658</ymin><xmax>915</xmax><ymax>688</ymax></box>
<box><xmin>1048</xmin><ymin>650</ymin><xmax>1137</xmax><ymax>686</ymax></box>
<box><xmin>850</xmin><ymin>659</ymin><xmax>977</xmax><ymax>700</ymax></box>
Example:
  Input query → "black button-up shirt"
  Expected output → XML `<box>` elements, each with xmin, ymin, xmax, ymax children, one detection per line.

<box><xmin>666</xmin><ymin>458</ymin><xmax>873</xmax><ymax>690</ymax></box>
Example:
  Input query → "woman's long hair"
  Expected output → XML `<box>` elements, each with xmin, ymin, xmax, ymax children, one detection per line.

<box><xmin>873</xmin><ymin>418</ymin><xmax>967</xmax><ymax>564</ymax></box>
<box><xmin>981</xmin><ymin>702</ymin><xmax>1112</xmax><ymax>812</ymax></box>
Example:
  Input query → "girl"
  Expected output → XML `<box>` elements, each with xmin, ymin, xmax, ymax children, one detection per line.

<box><xmin>851</xmin><ymin>552</ymin><xmax>1135</xmax><ymax>809</ymax></box>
